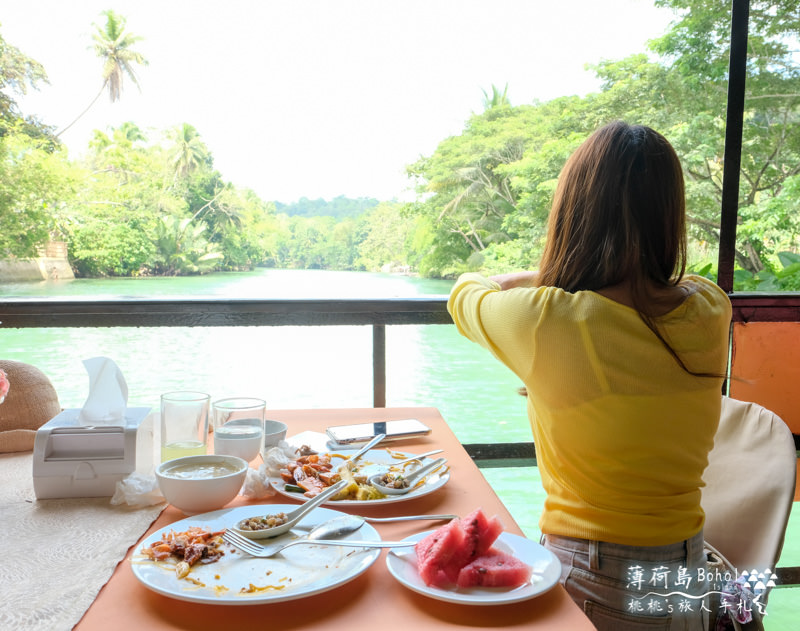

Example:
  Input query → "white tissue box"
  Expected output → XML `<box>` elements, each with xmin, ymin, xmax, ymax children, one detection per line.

<box><xmin>33</xmin><ymin>407</ymin><xmax>150</xmax><ymax>499</ymax></box>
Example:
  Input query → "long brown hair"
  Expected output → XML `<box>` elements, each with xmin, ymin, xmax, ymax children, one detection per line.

<box><xmin>539</xmin><ymin>120</ymin><xmax>686</xmax><ymax>293</ymax></box>
<box><xmin>538</xmin><ymin>121</ymin><xmax>711</xmax><ymax>375</ymax></box>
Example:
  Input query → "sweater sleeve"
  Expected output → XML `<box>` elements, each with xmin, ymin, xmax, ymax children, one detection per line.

<box><xmin>447</xmin><ymin>272</ymin><xmax>543</xmax><ymax>380</ymax></box>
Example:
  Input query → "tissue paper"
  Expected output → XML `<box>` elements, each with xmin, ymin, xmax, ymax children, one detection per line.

<box><xmin>239</xmin><ymin>441</ymin><xmax>298</xmax><ymax>499</ymax></box>
<box><xmin>111</xmin><ymin>472</ymin><xmax>166</xmax><ymax>507</ymax></box>
<box><xmin>77</xmin><ymin>357</ymin><xmax>128</xmax><ymax>425</ymax></box>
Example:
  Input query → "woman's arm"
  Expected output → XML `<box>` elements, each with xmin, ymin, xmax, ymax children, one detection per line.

<box><xmin>489</xmin><ymin>271</ymin><xmax>539</xmax><ymax>290</ymax></box>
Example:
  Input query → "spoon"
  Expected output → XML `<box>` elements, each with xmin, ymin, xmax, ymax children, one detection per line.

<box><xmin>224</xmin><ymin>514</ymin><xmax>366</xmax><ymax>558</ymax></box>
<box><xmin>338</xmin><ymin>433</ymin><xmax>386</xmax><ymax>471</ymax></box>
<box><xmin>368</xmin><ymin>457</ymin><xmax>447</xmax><ymax>496</ymax></box>
<box><xmin>232</xmin><ymin>479</ymin><xmax>349</xmax><ymax>539</ymax></box>
<box><xmin>385</xmin><ymin>449</ymin><xmax>444</xmax><ymax>467</ymax></box>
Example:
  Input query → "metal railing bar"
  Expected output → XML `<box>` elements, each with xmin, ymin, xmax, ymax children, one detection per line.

<box><xmin>716</xmin><ymin>0</ymin><xmax>750</xmax><ymax>293</ymax></box>
<box><xmin>373</xmin><ymin>324</ymin><xmax>386</xmax><ymax>408</ymax></box>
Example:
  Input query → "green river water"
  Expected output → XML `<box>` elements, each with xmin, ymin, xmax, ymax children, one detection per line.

<box><xmin>0</xmin><ymin>268</ymin><xmax>544</xmax><ymax>536</ymax></box>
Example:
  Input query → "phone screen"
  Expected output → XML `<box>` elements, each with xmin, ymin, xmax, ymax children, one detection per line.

<box><xmin>326</xmin><ymin>419</ymin><xmax>431</xmax><ymax>444</ymax></box>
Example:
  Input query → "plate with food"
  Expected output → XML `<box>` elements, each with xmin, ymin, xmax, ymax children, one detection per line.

<box><xmin>270</xmin><ymin>448</ymin><xmax>450</xmax><ymax>506</ymax></box>
<box><xmin>385</xmin><ymin>508</ymin><xmax>561</xmax><ymax>605</ymax></box>
<box><xmin>131</xmin><ymin>504</ymin><xmax>381</xmax><ymax>604</ymax></box>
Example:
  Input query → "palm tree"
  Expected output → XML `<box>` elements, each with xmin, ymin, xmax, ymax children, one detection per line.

<box><xmin>57</xmin><ymin>10</ymin><xmax>148</xmax><ymax>137</ymax></box>
<box><xmin>480</xmin><ymin>84</ymin><xmax>511</xmax><ymax>110</ymax></box>
<box><xmin>170</xmin><ymin>123</ymin><xmax>210</xmax><ymax>178</ymax></box>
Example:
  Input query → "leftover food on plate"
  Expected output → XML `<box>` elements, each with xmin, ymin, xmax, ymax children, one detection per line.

<box><xmin>278</xmin><ymin>452</ymin><xmax>382</xmax><ymax>501</ymax></box>
<box><xmin>278</xmin><ymin>448</ymin><xmax>446</xmax><ymax>502</ymax></box>
<box><xmin>375</xmin><ymin>472</ymin><xmax>410</xmax><ymax>489</ymax></box>
<box><xmin>140</xmin><ymin>526</ymin><xmax>225</xmax><ymax>579</ymax></box>
<box><xmin>132</xmin><ymin>505</ymin><xmax>383</xmax><ymax>604</ymax></box>
<box><xmin>415</xmin><ymin>508</ymin><xmax>532</xmax><ymax>589</ymax></box>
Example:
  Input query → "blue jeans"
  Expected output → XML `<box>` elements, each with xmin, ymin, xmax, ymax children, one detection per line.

<box><xmin>542</xmin><ymin>531</ymin><xmax>709</xmax><ymax>630</ymax></box>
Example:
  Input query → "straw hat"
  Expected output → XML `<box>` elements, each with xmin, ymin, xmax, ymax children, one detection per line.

<box><xmin>0</xmin><ymin>360</ymin><xmax>61</xmax><ymax>453</ymax></box>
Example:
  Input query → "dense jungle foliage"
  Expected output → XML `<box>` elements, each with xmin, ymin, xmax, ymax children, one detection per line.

<box><xmin>1</xmin><ymin>2</ymin><xmax>798</xmax><ymax>289</ymax></box>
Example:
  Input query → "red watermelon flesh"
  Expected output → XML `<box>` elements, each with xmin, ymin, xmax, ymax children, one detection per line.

<box><xmin>441</xmin><ymin>508</ymin><xmax>504</xmax><ymax>582</ymax></box>
<box><xmin>456</xmin><ymin>549</ymin><xmax>532</xmax><ymax>588</ymax></box>
<box><xmin>415</xmin><ymin>518</ymin><xmax>465</xmax><ymax>588</ymax></box>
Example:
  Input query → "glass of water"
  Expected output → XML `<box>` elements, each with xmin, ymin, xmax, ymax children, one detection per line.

<box><xmin>211</xmin><ymin>397</ymin><xmax>266</xmax><ymax>462</ymax></box>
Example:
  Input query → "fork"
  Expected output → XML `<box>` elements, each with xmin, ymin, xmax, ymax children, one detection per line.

<box><xmin>362</xmin><ymin>514</ymin><xmax>456</xmax><ymax>523</ymax></box>
<box><xmin>384</xmin><ymin>449</ymin><xmax>444</xmax><ymax>466</ymax></box>
<box><xmin>222</xmin><ymin>528</ymin><xmax>414</xmax><ymax>558</ymax></box>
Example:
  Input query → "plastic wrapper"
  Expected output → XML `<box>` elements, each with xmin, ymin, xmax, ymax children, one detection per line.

<box><xmin>110</xmin><ymin>472</ymin><xmax>165</xmax><ymax>507</ymax></box>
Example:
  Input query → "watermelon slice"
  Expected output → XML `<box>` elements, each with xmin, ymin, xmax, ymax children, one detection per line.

<box><xmin>415</xmin><ymin>518</ymin><xmax>465</xmax><ymax>588</ymax></box>
<box><xmin>415</xmin><ymin>508</ymin><xmax>514</xmax><ymax>588</ymax></box>
<box><xmin>456</xmin><ymin>549</ymin><xmax>532</xmax><ymax>588</ymax></box>
<box><xmin>441</xmin><ymin>508</ymin><xmax>504</xmax><ymax>582</ymax></box>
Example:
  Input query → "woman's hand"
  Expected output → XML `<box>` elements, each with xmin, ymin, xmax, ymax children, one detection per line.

<box><xmin>489</xmin><ymin>271</ymin><xmax>539</xmax><ymax>290</ymax></box>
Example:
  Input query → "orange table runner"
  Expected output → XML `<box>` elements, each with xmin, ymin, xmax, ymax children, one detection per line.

<box><xmin>76</xmin><ymin>407</ymin><xmax>593</xmax><ymax>630</ymax></box>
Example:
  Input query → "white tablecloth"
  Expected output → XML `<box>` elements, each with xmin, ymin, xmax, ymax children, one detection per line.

<box><xmin>0</xmin><ymin>452</ymin><xmax>164</xmax><ymax>631</ymax></box>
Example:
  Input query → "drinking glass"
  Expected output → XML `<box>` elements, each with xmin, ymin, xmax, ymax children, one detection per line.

<box><xmin>160</xmin><ymin>391</ymin><xmax>211</xmax><ymax>462</ymax></box>
<box><xmin>212</xmin><ymin>397</ymin><xmax>266</xmax><ymax>462</ymax></box>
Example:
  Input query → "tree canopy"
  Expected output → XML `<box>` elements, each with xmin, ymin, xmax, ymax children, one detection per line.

<box><xmin>406</xmin><ymin>0</ymin><xmax>800</xmax><ymax>284</ymax></box>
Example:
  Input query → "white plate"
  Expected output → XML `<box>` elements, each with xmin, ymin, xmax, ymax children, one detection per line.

<box><xmin>386</xmin><ymin>530</ymin><xmax>561</xmax><ymax>605</ymax></box>
<box><xmin>131</xmin><ymin>505</ymin><xmax>381</xmax><ymax>605</ymax></box>
<box><xmin>270</xmin><ymin>449</ymin><xmax>450</xmax><ymax>506</ymax></box>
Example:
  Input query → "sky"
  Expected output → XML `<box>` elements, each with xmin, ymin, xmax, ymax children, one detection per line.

<box><xmin>2</xmin><ymin>1</ymin><xmax>675</xmax><ymax>204</ymax></box>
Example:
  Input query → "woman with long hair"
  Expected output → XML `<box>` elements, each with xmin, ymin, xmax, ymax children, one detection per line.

<box><xmin>448</xmin><ymin>121</ymin><xmax>731</xmax><ymax>630</ymax></box>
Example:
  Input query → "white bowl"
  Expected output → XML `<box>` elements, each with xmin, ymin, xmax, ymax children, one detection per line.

<box><xmin>156</xmin><ymin>454</ymin><xmax>248</xmax><ymax>515</ymax></box>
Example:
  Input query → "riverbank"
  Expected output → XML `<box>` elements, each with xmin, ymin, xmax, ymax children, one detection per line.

<box><xmin>0</xmin><ymin>241</ymin><xmax>74</xmax><ymax>282</ymax></box>
<box><xmin>0</xmin><ymin>257</ymin><xmax>74</xmax><ymax>282</ymax></box>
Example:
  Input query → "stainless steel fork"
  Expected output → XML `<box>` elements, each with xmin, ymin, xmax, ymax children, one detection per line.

<box><xmin>222</xmin><ymin>528</ymin><xmax>414</xmax><ymax>558</ymax></box>
<box><xmin>362</xmin><ymin>514</ymin><xmax>456</xmax><ymax>523</ymax></box>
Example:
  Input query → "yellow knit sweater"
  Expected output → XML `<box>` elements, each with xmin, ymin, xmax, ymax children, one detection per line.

<box><xmin>448</xmin><ymin>273</ymin><xmax>731</xmax><ymax>545</ymax></box>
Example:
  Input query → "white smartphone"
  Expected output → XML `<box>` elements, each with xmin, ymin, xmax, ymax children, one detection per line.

<box><xmin>325</xmin><ymin>419</ymin><xmax>431</xmax><ymax>445</ymax></box>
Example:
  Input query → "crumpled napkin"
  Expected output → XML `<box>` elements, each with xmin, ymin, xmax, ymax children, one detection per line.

<box><xmin>111</xmin><ymin>471</ymin><xmax>165</xmax><ymax>508</ymax></box>
<box><xmin>77</xmin><ymin>357</ymin><xmax>128</xmax><ymax>425</ymax></box>
<box><xmin>239</xmin><ymin>440</ymin><xmax>299</xmax><ymax>499</ymax></box>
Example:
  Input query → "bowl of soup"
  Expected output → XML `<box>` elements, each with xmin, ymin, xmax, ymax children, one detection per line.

<box><xmin>156</xmin><ymin>454</ymin><xmax>248</xmax><ymax>515</ymax></box>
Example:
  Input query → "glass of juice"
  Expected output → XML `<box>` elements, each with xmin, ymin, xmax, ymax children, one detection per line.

<box><xmin>160</xmin><ymin>391</ymin><xmax>211</xmax><ymax>462</ymax></box>
<box><xmin>211</xmin><ymin>397</ymin><xmax>266</xmax><ymax>463</ymax></box>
